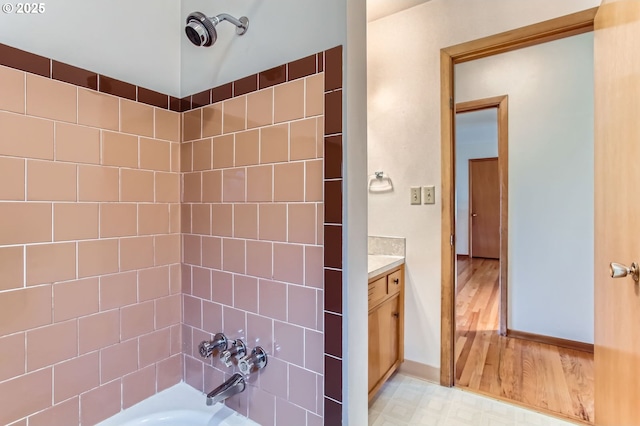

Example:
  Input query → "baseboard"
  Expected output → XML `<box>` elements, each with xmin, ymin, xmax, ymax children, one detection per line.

<box><xmin>398</xmin><ymin>359</ymin><xmax>440</xmax><ymax>383</ymax></box>
<box><xmin>456</xmin><ymin>254</ymin><xmax>469</xmax><ymax>259</ymax></box>
<box><xmin>507</xmin><ymin>329</ymin><xmax>594</xmax><ymax>354</ymax></box>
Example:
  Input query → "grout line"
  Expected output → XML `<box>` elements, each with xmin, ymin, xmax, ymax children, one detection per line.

<box><xmin>75</xmin><ymin>86</ymin><xmax>79</xmax><ymax>125</ymax></box>
<box><xmin>118</xmin><ymin>98</ymin><xmax>122</xmax><ymax>133</ymax></box>
<box><xmin>22</xmin><ymin>71</ymin><xmax>26</xmax><ymax>114</ymax></box>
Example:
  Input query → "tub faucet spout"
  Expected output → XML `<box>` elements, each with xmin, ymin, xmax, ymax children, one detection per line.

<box><xmin>206</xmin><ymin>373</ymin><xmax>246</xmax><ymax>406</ymax></box>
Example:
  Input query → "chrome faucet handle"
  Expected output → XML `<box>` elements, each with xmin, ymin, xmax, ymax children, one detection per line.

<box><xmin>198</xmin><ymin>333</ymin><xmax>228</xmax><ymax>358</ymax></box>
<box><xmin>220</xmin><ymin>339</ymin><xmax>247</xmax><ymax>367</ymax></box>
<box><xmin>238</xmin><ymin>346</ymin><xmax>268</xmax><ymax>375</ymax></box>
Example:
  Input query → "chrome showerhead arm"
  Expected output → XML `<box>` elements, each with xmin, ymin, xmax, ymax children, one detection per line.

<box><xmin>210</xmin><ymin>13</ymin><xmax>249</xmax><ymax>35</ymax></box>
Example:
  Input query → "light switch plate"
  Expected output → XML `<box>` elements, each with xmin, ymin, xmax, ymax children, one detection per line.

<box><xmin>410</xmin><ymin>187</ymin><xmax>422</xmax><ymax>205</ymax></box>
<box><xmin>423</xmin><ymin>185</ymin><xmax>435</xmax><ymax>204</ymax></box>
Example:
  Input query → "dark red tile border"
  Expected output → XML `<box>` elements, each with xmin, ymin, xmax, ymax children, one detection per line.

<box><xmin>212</xmin><ymin>83</ymin><xmax>233</xmax><ymax>103</ymax></box>
<box><xmin>180</xmin><ymin>97</ymin><xmax>192</xmax><ymax>113</ymax></box>
<box><xmin>52</xmin><ymin>61</ymin><xmax>97</xmax><ymax>90</ymax></box>
<box><xmin>170</xmin><ymin>97</ymin><xmax>191</xmax><ymax>113</ymax></box>
<box><xmin>259</xmin><ymin>65</ymin><xmax>286</xmax><ymax>89</ymax></box>
<box><xmin>324</xmin><ymin>313</ymin><xmax>343</xmax><ymax>359</ymax></box>
<box><xmin>234</xmin><ymin>74</ymin><xmax>258</xmax><ymax>96</ymax></box>
<box><xmin>99</xmin><ymin>75</ymin><xmax>136</xmax><ymax>101</ymax></box>
<box><xmin>191</xmin><ymin>89</ymin><xmax>212</xmax><ymax>108</ymax></box>
<box><xmin>288</xmin><ymin>54</ymin><xmax>317</xmax><ymax>81</ymax></box>
<box><xmin>139</xmin><ymin>87</ymin><xmax>169</xmax><ymax>109</ymax></box>
<box><xmin>0</xmin><ymin>42</ymin><xmax>188</xmax><ymax>111</ymax></box>
<box><xmin>324</xmin><ymin>225</ymin><xmax>342</xmax><ymax>270</ymax></box>
<box><xmin>324</xmin><ymin>269</ymin><xmax>342</xmax><ymax>314</ymax></box>
<box><xmin>324</xmin><ymin>46</ymin><xmax>343</xmax><ymax>92</ymax></box>
<box><xmin>325</xmin><ymin>356</ymin><xmax>343</xmax><ymax>402</ymax></box>
<box><xmin>325</xmin><ymin>91</ymin><xmax>343</xmax><ymax>136</ymax></box>
<box><xmin>169</xmin><ymin>97</ymin><xmax>182</xmax><ymax>112</ymax></box>
<box><xmin>0</xmin><ymin>43</ymin><xmax>50</xmax><ymax>77</ymax></box>
<box><xmin>0</xmin><ymin>42</ymin><xmax>343</xmax><ymax>116</ymax></box>
<box><xmin>325</xmin><ymin>398</ymin><xmax>342</xmax><ymax>425</ymax></box>
<box><xmin>325</xmin><ymin>136</ymin><xmax>343</xmax><ymax>179</ymax></box>
<box><xmin>324</xmin><ymin>181</ymin><xmax>342</xmax><ymax>225</ymax></box>
<box><xmin>321</xmin><ymin>43</ymin><xmax>343</xmax><ymax>426</ymax></box>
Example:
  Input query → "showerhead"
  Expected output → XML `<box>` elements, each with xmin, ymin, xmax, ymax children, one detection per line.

<box><xmin>185</xmin><ymin>12</ymin><xmax>249</xmax><ymax>47</ymax></box>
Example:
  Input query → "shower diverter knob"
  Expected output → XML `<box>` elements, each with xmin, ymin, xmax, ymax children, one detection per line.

<box><xmin>238</xmin><ymin>346</ymin><xmax>268</xmax><ymax>375</ymax></box>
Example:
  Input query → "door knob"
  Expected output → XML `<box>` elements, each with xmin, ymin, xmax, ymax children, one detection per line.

<box><xmin>471</xmin><ymin>213</ymin><xmax>478</xmax><ymax>217</ymax></box>
<box><xmin>609</xmin><ymin>262</ymin><xmax>639</xmax><ymax>282</ymax></box>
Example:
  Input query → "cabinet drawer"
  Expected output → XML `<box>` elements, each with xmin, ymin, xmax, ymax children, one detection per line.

<box><xmin>387</xmin><ymin>270</ymin><xmax>402</xmax><ymax>296</ymax></box>
<box><xmin>368</xmin><ymin>276</ymin><xmax>387</xmax><ymax>308</ymax></box>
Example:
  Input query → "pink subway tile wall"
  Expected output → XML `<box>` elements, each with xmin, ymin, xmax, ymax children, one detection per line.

<box><xmin>0</xmin><ymin>65</ymin><xmax>183</xmax><ymax>426</ymax></box>
<box><xmin>181</xmin><ymin>73</ymin><xmax>325</xmax><ymax>425</ymax></box>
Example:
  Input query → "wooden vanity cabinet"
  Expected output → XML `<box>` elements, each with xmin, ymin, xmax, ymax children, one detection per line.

<box><xmin>368</xmin><ymin>265</ymin><xmax>404</xmax><ymax>402</ymax></box>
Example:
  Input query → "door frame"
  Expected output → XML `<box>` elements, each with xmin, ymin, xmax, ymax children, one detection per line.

<box><xmin>439</xmin><ymin>7</ymin><xmax>598</xmax><ymax>387</ymax></box>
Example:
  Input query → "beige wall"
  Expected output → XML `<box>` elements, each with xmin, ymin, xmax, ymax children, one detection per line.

<box><xmin>0</xmin><ymin>65</ymin><xmax>183</xmax><ymax>425</ymax></box>
<box><xmin>180</xmin><ymin>74</ymin><xmax>325</xmax><ymax>425</ymax></box>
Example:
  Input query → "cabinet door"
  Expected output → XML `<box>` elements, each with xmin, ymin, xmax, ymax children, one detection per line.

<box><xmin>368</xmin><ymin>295</ymin><xmax>400</xmax><ymax>392</ymax></box>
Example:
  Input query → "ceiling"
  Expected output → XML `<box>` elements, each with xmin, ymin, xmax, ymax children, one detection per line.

<box><xmin>367</xmin><ymin>0</ymin><xmax>431</xmax><ymax>22</ymax></box>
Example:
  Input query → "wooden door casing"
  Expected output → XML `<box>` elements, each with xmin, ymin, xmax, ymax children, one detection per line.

<box><xmin>440</xmin><ymin>8</ymin><xmax>598</xmax><ymax>387</ymax></box>
<box><xmin>470</xmin><ymin>157</ymin><xmax>500</xmax><ymax>259</ymax></box>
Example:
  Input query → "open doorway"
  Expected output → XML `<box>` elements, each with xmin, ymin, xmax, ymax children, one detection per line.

<box><xmin>453</xmin><ymin>100</ymin><xmax>510</xmax><ymax>387</ymax></box>
<box><xmin>444</xmin><ymin>16</ymin><xmax>596</xmax><ymax>424</ymax></box>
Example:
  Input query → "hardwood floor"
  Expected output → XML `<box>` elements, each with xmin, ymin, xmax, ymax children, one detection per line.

<box><xmin>455</xmin><ymin>256</ymin><xmax>594</xmax><ymax>423</ymax></box>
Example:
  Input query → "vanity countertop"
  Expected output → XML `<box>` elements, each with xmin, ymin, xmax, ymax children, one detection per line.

<box><xmin>368</xmin><ymin>255</ymin><xmax>405</xmax><ymax>280</ymax></box>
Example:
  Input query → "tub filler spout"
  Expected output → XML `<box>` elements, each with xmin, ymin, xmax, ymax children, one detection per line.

<box><xmin>206</xmin><ymin>373</ymin><xmax>246</xmax><ymax>406</ymax></box>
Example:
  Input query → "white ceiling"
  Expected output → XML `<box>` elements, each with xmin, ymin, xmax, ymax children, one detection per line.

<box><xmin>367</xmin><ymin>0</ymin><xmax>431</xmax><ymax>22</ymax></box>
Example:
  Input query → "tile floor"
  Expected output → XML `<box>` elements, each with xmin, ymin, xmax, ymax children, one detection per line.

<box><xmin>369</xmin><ymin>374</ymin><xmax>579</xmax><ymax>426</ymax></box>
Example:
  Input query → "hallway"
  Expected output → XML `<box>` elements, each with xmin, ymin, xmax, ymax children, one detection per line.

<box><xmin>455</xmin><ymin>257</ymin><xmax>594</xmax><ymax>423</ymax></box>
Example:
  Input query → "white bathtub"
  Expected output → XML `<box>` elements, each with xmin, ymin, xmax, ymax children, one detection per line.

<box><xmin>96</xmin><ymin>382</ymin><xmax>259</xmax><ymax>426</ymax></box>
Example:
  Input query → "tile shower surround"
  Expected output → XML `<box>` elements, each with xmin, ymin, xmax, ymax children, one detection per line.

<box><xmin>180</xmin><ymin>47</ymin><xmax>344</xmax><ymax>426</ymax></box>
<box><xmin>0</xmin><ymin>62</ymin><xmax>183</xmax><ymax>426</ymax></box>
<box><xmin>0</xmin><ymin>43</ymin><xmax>343</xmax><ymax>426</ymax></box>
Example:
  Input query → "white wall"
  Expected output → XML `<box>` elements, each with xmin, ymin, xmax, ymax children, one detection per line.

<box><xmin>180</xmin><ymin>0</ymin><xmax>346</xmax><ymax>96</ymax></box>
<box><xmin>0</xmin><ymin>0</ymin><xmax>182</xmax><ymax>97</ymax></box>
<box><xmin>344</xmin><ymin>1</ymin><xmax>368</xmax><ymax>423</ymax></box>
<box><xmin>455</xmin><ymin>33</ymin><xmax>594</xmax><ymax>343</ymax></box>
<box><xmin>0</xmin><ymin>0</ymin><xmax>347</xmax><ymax>97</ymax></box>
<box><xmin>455</xmin><ymin>110</ymin><xmax>499</xmax><ymax>256</ymax></box>
<box><xmin>367</xmin><ymin>0</ymin><xmax>599</xmax><ymax>368</ymax></box>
